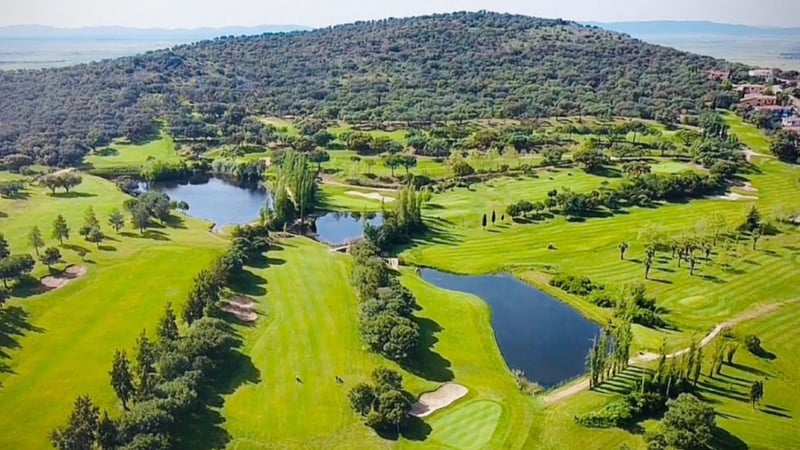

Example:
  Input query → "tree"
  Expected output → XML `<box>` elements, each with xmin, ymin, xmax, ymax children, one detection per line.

<box><xmin>644</xmin><ymin>254</ymin><xmax>653</xmax><ymax>280</ymax></box>
<box><xmin>28</xmin><ymin>226</ymin><xmax>44</xmax><ymax>255</ymax></box>
<box><xmin>80</xmin><ymin>206</ymin><xmax>100</xmax><ymax>238</ymax></box>
<box><xmin>134</xmin><ymin>331</ymin><xmax>157</xmax><ymax>399</ymax></box>
<box><xmin>748</xmin><ymin>380</ymin><xmax>764</xmax><ymax>409</ymax></box>
<box><xmin>0</xmin><ymin>254</ymin><xmax>35</xmax><ymax>288</ymax></box>
<box><xmin>348</xmin><ymin>383</ymin><xmax>377</xmax><ymax>416</ymax></box>
<box><xmin>618</xmin><ymin>242</ymin><xmax>629</xmax><ymax>260</ymax></box>
<box><xmin>741</xmin><ymin>206</ymin><xmax>761</xmax><ymax>233</ymax></box>
<box><xmin>130</xmin><ymin>204</ymin><xmax>151</xmax><ymax>234</ymax></box>
<box><xmin>542</xmin><ymin>148</ymin><xmax>564</xmax><ymax>166</ymax></box>
<box><xmin>52</xmin><ymin>214</ymin><xmax>70</xmax><ymax>245</ymax></box>
<box><xmin>572</xmin><ymin>146</ymin><xmax>608</xmax><ymax>173</ymax></box>
<box><xmin>109</xmin><ymin>350</ymin><xmax>136</xmax><ymax>410</ymax></box>
<box><xmin>51</xmin><ymin>395</ymin><xmax>100</xmax><ymax>450</ymax></box>
<box><xmin>646</xmin><ymin>394</ymin><xmax>715</xmax><ymax>450</ymax></box>
<box><xmin>40</xmin><ymin>247</ymin><xmax>62</xmax><ymax>269</ymax></box>
<box><xmin>482</xmin><ymin>213</ymin><xmax>487</xmax><ymax>229</ymax></box>
<box><xmin>308</xmin><ymin>149</ymin><xmax>330</xmax><ymax>171</ymax></box>
<box><xmin>396</xmin><ymin>154</ymin><xmax>418</xmax><ymax>174</ymax></box>
<box><xmin>371</xmin><ymin>367</ymin><xmax>403</xmax><ymax>394</ymax></box>
<box><xmin>96</xmin><ymin>411</ymin><xmax>118</xmax><ymax>450</ymax></box>
<box><xmin>382</xmin><ymin>153</ymin><xmax>402</xmax><ymax>176</ymax></box>
<box><xmin>770</xmin><ymin>129</ymin><xmax>799</xmax><ymax>164</ymax></box>
<box><xmin>86</xmin><ymin>226</ymin><xmax>105</xmax><ymax>248</ymax></box>
<box><xmin>108</xmin><ymin>209</ymin><xmax>125</xmax><ymax>233</ymax></box>
<box><xmin>377</xmin><ymin>390</ymin><xmax>412</xmax><ymax>433</ymax></box>
<box><xmin>622</xmin><ymin>161</ymin><xmax>651</xmax><ymax>177</ymax></box>
<box><xmin>491</xmin><ymin>210</ymin><xmax>496</xmax><ymax>225</ymax></box>
<box><xmin>452</xmin><ymin>160</ymin><xmax>475</xmax><ymax>177</ymax></box>
<box><xmin>0</xmin><ymin>233</ymin><xmax>9</xmax><ymax>259</ymax></box>
<box><xmin>156</xmin><ymin>303</ymin><xmax>180</xmax><ymax>345</ymax></box>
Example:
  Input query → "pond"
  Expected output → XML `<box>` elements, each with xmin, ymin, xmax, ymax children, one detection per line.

<box><xmin>145</xmin><ymin>175</ymin><xmax>269</xmax><ymax>228</ymax></box>
<box><xmin>313</xmin><ymin>212</ymin><xmax>384</xmax><ymax>246</ymax></box>
<box><xmin>419</xmin><ymin>269</ymin><xmax>601</xmax><ymax>388</ymax></box>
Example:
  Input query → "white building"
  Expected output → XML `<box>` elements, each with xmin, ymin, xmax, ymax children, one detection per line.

<box><xmin>782</xmin><ymin>116</ymin><xmax>800</xmax><ymax>128</ymax></box>
<box><xmin>749</xmin><ymin>69</ymin><xmax>776</xmax><ymax>82</ymax></box>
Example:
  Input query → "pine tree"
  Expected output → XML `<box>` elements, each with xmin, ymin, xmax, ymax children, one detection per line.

<box><xmin>28</xmin><ymin>226</ymin><xmax>44</xmax><ymax>255</ymax></box>
<box><xmin>50</xmin><ymin>395</ymin><xmax>99</xmax><ymax>450</ymax></box>
<box><xmin>52</xmin><ymin>214</ymin><xmax>70</xmax><ymax>245</ymax></box>
<box><xmin>109</xmin><ymin>350</ymin><xmax>135</xmax><ymax>410</ymax></box>
<box><xmin>482</xmin><ymin>213</ymin><xmax>487</xmax><ymax>229</ymax></box>
<box><xmin>157</xmin><ymin>302</ymin><xmax>180</xmax><ymax>344</ymax></box>
<box><xmin>133</xmin><ymin>331</ymin><xmax>157</xmax><ymax>399</ymax></box>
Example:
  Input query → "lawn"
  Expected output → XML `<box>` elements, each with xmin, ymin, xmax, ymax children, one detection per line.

<box><xmin>0</xmin><ymin>173</ymin><xmax>226</xmax><ymax>449</ymax></box>
<box><xmin>84</xmin><ymin>132</ymin><xmax>181</xmax><ymax>173</ymax></box>
<box><xmin>220</xmin><ymin>238</ymin><xmax>534</xmax><ymax>448</ymax></box>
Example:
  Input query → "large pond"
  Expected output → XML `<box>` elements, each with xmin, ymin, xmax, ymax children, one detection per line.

<box><xmin>146</xmin><ymin>176</ymin><xmax>269</xmax><ymax>228</ymax></box>
<box><xmin>145</xmin><ymin>176</ymin><xmax>380</xmax><ymax>243</ymax></box>
<box><xmin>313</xmin><ymin>212</ymin><xmax>383</xmax><ymax>246</ymax></box>
<box><xmin>419</xmin><ymin>269</ymin><xmax>600</xmax><ymax>388</ymax></box>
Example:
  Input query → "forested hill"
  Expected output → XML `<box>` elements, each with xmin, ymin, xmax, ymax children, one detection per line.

<box><xmin>0</xmin><ymin>11</ymin><xmax>741</xmax><ymax>166</ymax></box>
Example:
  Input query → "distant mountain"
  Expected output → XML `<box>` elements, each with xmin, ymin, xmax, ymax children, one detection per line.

<box><xmin>0</xmin><ymin>24</ymin><xmax>310</xmax><ymax>40</ymax></box>
<box><xmin>589</xmin><ymin>21</ymin><xmax>800</xmax><ymax>37</ymax></box>
<box><xmin>589</xmin><ymin>21</ymin><xmax>800</xmax><ymax>70</ymax></box>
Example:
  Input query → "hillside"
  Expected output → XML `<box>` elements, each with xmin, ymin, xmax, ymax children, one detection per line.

<box><xmin>0</xmin><ymin>11</ymin><xmax>740</xmax><ymax>165</ymax></box>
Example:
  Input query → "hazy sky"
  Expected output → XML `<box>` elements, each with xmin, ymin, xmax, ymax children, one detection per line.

<box><xmin>3</xmin><ymin>0</ymin><xmax>799</xmax><ymax>28</ymax></box>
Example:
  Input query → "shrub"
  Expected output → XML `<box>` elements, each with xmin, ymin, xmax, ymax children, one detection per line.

<box><xmin>743</xmin><ymin>334</ymin><xmax>762</xmax><ymax>354</ymax></box>
<box><xmin>550</xmin><ymin>273</ymin><xmax>597</xmax><ymax>296</ymax></box>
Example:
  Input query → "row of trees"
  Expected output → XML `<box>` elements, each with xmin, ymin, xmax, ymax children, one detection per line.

<box><xmin>50</xmin><ymin>224</ymin><xmax>269</xmax><ymax>449</ymax></box>
<box><xmin>266</xmin><ymin>150</ymin><xmax>318</xmax><ymax>230</ymax></box>
<box><xmin>364</xmin><ymin>185</ymin><xmax>427</xmax><ymax>251</ymax></box>
<box><xmin>351</xmin><ymin>242</ymin><xmax>420</xmax><ymax>362</ymax></box>
<box><xmin>586</xmin><ymin>316</ymin><xmax>634</xmax><ymax>389</ymax></box>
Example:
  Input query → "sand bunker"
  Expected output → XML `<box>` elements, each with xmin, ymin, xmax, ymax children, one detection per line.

<box><xmin>715</xmin><ymin>192</ymin><xmax>758</xmax><ymax>201</ymax></box>
<box><xmin>345</xmin><ymin>191</ymin><xmax>395</xmax><ymax>203</ymax></box>
<box><xmin>40</xmin><ymin>265</ymin><xmax>87</xmax><ymax>290</ymax></box>
<box><xmin>410</xmin><ymin>383</ymin><xmax>468</xmax><ymax>418</ymax></box>
<box><xmin>224</xmin><ymin>296</ymin><xmax>258</xmax><ymax>322</ymax></box>
<box><xmin>740</xmin><ymin>182</ymin><xmax>758</xmax><ymax>193</ymax></box>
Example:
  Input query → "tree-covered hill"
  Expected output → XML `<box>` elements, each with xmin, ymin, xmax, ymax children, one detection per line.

<box><xmin>0</xmin><ymin>11</ymin><xmax>742</xmax><ymax>165</ymax></box>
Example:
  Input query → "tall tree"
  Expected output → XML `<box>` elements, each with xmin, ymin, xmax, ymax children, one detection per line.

<box><xmin>107</xmin><ymin>209</ymin><xmax>126</xmax><ymax>233</ymax></box>
<box><xmin>0</xmin><ymin>233</ymin><xmax>9</xmax><ymax>259</ymax></box>
<box><xmin>133</xmin><ymin>331</ymin><xmax>157</xmax><ymax>399</ymax></box>
<box><xmin>40</xmin><ymin>247</ymin><xmax>62</xmax><ymax>269</ymax></box>
<box><xmin>482</xmin><ymin>213</ymin><xmax>487</xmax><ymax>229</ymax></box>
<box><xmin>618</xmin><ymin>241</ymin><xmax>629</xmax><ymax>260</ymax></box>
<box><xmin>109</xmin><ymin>350</ymin><xmax>135</xmax><ymax>410</ymax></box>
<box><xmin>0</xmin><ymin>254</ymin><xmax>35</xmax><ymax>288</ymax></box>
<box><xmin>28</xmin><ymin>226</ymin><xmax>44</xmax><ymax>255</ymax></box>
<box><xmin>80</xmin><ymin>206</ymin><xmax>100</xmax><ymax>238</ymax></box>
<box><xmin>52</xmin><ymin>215</ymin><xmax>70</xmax><ymax>245</ymax></box>
<box><xmin>156</xmin><ymin>303</ymin><xmax>180</xmax><ymax>345</ymax></box>
<box><xmin>51</xmin><ymin>395</ymin><xmax>100</xmax><ymax>450</ymax></box>
<box><xmin>749</xmin><ymin>380</ymin><xmax>764</xmax><ymax>409</ymax></box>
<box><xmin>96</xmin><ymin>411</ymin><xmax>118</xmax><ymax>450</ymax></box>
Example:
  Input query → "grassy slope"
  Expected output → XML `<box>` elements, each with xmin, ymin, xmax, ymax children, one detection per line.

<box><xmin>221</xmin><ymin>239</ymin><xmax>534</xmax><ymax>449</ymax></box>
<box><xmin>84</xmin><ymin>133</ymin><xmax>180</xmax><ymax>171</ymax></box>
<box><xmin>0</xmin><ymin>174</ymin><xmax>226</xmax><ymax>448</ymax></box>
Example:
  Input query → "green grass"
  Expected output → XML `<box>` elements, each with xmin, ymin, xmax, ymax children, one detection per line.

<box><xmin>84</xmin><ymin>133</ymin><xmax>180</xmax><ymax>172</ymax></box>
<box><xmin>721</xmin><ymin>111</ymin><xmax>771</xmax><ymax>154</ymax></box>
<box><xmin>221</xmin><ymin>239</ymin><xmax>534</xmax><ymax>448</ymax></box>
<box><xmin>0</xmin><ymin>173</ymin><xmax>226</xmax><ymax>449</ymax></box>
<box><xmin>424</xmin><ymin>400</ymin><xmax>503</xmax><ymax>449</ymax></box>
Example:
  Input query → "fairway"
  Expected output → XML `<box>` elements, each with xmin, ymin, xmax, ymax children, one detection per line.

<box><xmin>84</xmin><ymin>133</ymin><xmax>181</xmax><ymax>173</ymax></box>
<box><xmin>0</xmin><ymin>174</ymin><xmax>226</xmax><ymax>448</ymax></box>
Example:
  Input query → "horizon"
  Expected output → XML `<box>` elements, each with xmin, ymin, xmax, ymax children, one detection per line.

<box><xmin>2</xmin><ymin>1</ymin><xmax>800</xmax><ymax>29</ymax></box>
<box><xmin>2</xmin><ymin>17</ymin><xmax>800</xmax><ymax>32</ymax></box>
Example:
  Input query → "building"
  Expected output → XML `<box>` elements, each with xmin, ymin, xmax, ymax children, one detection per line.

<box><xmin>749</xmin><ymin>69</ymin><xmax>776</xmax><ymax>82</ymax></box>
<box><xmin>741</xmin><ymin>94</ymin><xmax>778</xmax><ymax>107</ymax></box>
<box><xmin>782</xmin><ymin>116</ymin><xmax>800</xmax><ymax>128</ymax></box>
<box><xmin>754</xmin><ymin>105</ymin><xmax>793</xmax><ymax>118</ymax></box>
<box><xmin>707</xmin><ymin>70</ymin><xmax>730</xmax><ymax>82</ymax></box>
<box><xmin>734</xmin><ymin>84</ymin><xmax>767</xmax><ymax>97</ymax></box>
<box><xmin>785</xmin><ymin>126</ymin><xmax>800</xmax><ymax>137</ymax></box>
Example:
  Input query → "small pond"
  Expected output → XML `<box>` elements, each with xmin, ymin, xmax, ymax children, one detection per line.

<box><xmin>313</xmin><ymin>212</ymin><xmax>384</xmax><ymax>246</ymax></box>
<box><xmin>419</xmin><ymin>269</ymin><xmax>600</xmax><ymax>388</ymax></box>
<box><xmin>145</xmin><ymin>175</ymin><xmax>269</xmax><ymax>228</ymax></box>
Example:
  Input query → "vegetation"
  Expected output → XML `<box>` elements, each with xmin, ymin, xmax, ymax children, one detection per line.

<box><xmin>0</xmin><ymin>12</ymin><xmax>735</xmax><ymax>165</ymax></box>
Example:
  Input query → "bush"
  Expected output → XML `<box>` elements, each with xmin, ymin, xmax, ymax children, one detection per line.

<box><xmin>550</xmin><ymin>273</ymin><xmax>597</xmax><ymax>296</ymax></box>
<box><xmin>575</xmin><ymin>392</ymin><xmax>666</xmax><ymax>429</ymax></box>
<box><xmin>743</xmin><ymin>334</ymin><xmax>762</xmax><ymax>354</ymax></box>
<box><xmin>588</xmin><ymin>289</ymin><xmax>615</xmax><ymax>307</ymax></box>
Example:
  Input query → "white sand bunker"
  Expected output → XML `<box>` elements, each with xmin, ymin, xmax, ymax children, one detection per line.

<box><xmin>715</xmin><ymin>192</ymin><xmax>758</xmax><ymax>201</ymax></box>
<box><xmin>224</xmin><ymin>296</ymin><xmax>258</xmax><ymax>322</ymax></box>
<box><xmin>740</xmin><ymin>182</ymin><xmax>758</xmax><ymax>192</ymax></box>
<box><xmin>410</xmin><ymin>383</ymin><xmax>468</xmax><ymax>418</ymax></box>
<box><xmin>346</xmin><ymin>191</ymin><xmax>395</xmax><ymax>203</ymax></box>
<box><xmin>40</xmin><ymin>265</ymin><xmax>87</xmax><ymax>290</ymax></box>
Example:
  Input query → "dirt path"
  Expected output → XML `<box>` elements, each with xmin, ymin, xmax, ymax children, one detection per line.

<box><xmin>543</xmin><ymin>299</ymin><xmax>800</xmax><ymax>406</ymax></box>
<box><xmin>318</xmin><ymin>175</ymin><xmax>399</xmax><ymax>193</ymax></box>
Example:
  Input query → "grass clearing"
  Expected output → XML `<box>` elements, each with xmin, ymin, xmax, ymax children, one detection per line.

<box><xmin>0</xmin><ymin>173</ymin><xmax>226</xmax><ymax>449</ymax></box>
<box><xmin>84</xmin><ymin>132</ymin><xmax>180</xmax><ymax>173</ymax></box>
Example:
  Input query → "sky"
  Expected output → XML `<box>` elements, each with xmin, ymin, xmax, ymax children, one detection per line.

<box><xmin>2</xmin><ymin>0</ymin><xmax>800</xmax><ymax>29</ymax></box>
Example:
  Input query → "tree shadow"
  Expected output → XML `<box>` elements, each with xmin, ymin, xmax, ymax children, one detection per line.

<box><xmin>98</xmin><ymin>245</ymin><xmax>117</xmax><ymax>252</ymax></box>
<box><xmin>730</xmin><ymin>363</ymin><xmax>773</xmax><ymax>377</ymax></box>
<box><xmin>229</xmin><ymin>270</ymin><xmax>267</xmax><ymax>297</ymax></box>
<box><xmin>120</xmin><ymin>230</ymin><xmax>171</xmax><ymax>241</ymax></box>
<box><xmin>401</xmin><ymin>416</ymin><xmax>432</xmax><ymax>441</ymax></box>
<box><xmin>174</xmin><ymin>347</ymin><xmax>260</xmax><ymax>450</ymax></box>
<box><xmin>401</xmin><ymin>317</ymin><xmax>454</xmax><ymax>383</ymax></box>
<box><xmin>761</xmin><ymin>406</ymin><xmax>792</xmax><ymax>418</ymax></box>
<box><xmin>164</xmin><ymin>214</ymin><xmax>187</xmax><ymax>229</ymax></box>
<box><xmin>48</xmin><ymin>191</ymin><xmax>97</xmax><ymax>198</ymax></box>
<box><xmin>0</xmin><ymin>305</ymin><xmax>45</xmax><ymax>365</ymax></box>
<box><xmin>711</xmin><ymin>426</ymin><xmax>748</xmax><ymax>450</ymax></box>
